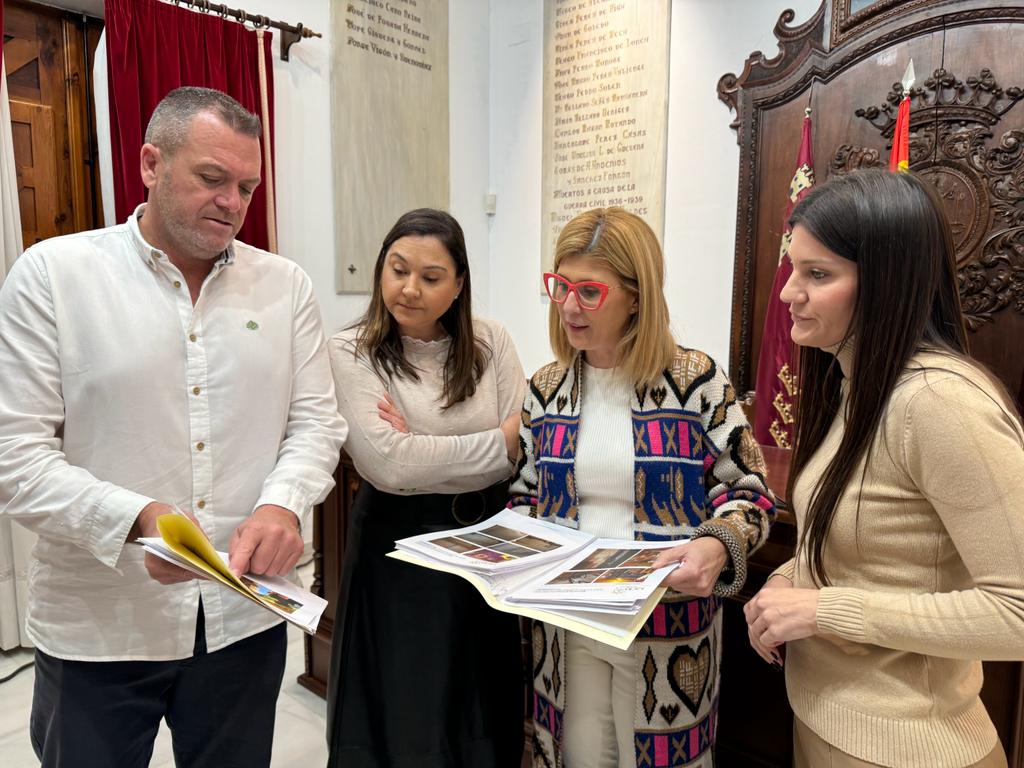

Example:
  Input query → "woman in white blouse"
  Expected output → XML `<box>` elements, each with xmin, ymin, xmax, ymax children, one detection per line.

<box><xmin>325</xmin><ymin>209</ymin><xmax>526</xmax><ymax>768</ymax></box>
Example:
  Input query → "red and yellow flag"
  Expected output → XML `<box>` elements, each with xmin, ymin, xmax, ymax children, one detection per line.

<box><xmin>752</xmin><ymin>111</ymin><xmax>814</xmax><ymax>449</ymax></box>
<box><xmin>889</xmin><ymin>61</ymin><xmax>914</xmax><ymax>173</ymax></box>
<box><xmin>889</xmin><ymin>94</ymin><xmax>910</xmax><ymax>172</ymax></box>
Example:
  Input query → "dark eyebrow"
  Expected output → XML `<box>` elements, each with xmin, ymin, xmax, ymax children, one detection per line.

<box><xmin>388</xmin><ymin>252</ymin><xmax>449</xmax><ymax>272</ymax></box>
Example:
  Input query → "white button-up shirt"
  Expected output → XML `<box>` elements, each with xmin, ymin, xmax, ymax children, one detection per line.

<box><xmin>0</xmin><ymin>206</ymin><xmax>347</xmax><ymax>661</ymax></box>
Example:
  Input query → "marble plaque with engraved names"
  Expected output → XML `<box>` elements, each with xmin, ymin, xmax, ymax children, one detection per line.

<box><xmin>541</xmin><ymin>0</ymin><xmax>670</xmax><ymax>272</ymax></box>
<box><xmin>332</xmin><ymin>0</ymin><xmax>449</xmax><ymax>293</ymax></box>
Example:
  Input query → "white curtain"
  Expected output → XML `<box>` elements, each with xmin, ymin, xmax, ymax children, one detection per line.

<box><xmin>0</xmin><ymin>43</ymin><xmax>35</xmax><ymax>650</ymax></box>
<box><xmin>94</xmin><ymin>32</ymin><xmax>116</xmax><ymax>228</ymax></box>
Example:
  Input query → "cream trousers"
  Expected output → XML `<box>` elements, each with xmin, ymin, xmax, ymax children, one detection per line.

<box><xmin>563</xmin><ymin>632</ymin><xmax>636</xmax><ymax>768</ymax></box>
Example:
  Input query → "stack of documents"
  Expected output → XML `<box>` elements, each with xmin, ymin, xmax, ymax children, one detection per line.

<box><xmin>391</xmin><ymin>510</ymin><xmax>685</xmax><ymax>649</ymax></box>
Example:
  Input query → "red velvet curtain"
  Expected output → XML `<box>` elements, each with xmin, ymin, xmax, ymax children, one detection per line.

<box><xmin>105</xmin><ymin>0</ymin><xmax>276</xmax><ymax>252</ymax></box>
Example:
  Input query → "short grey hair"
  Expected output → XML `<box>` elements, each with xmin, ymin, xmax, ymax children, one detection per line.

<box><xmin>144</xmin><ymin>87</ymin><xmax>261</xmax><ymax>155</ymax></box>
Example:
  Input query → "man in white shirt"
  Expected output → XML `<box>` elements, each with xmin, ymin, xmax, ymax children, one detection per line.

<box><xmin>0</xmin><ymin>87</ymin><xmax>346</xmax><ymax>767</ymax></box>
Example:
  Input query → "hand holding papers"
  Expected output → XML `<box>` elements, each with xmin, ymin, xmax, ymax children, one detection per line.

<box><xmin>391</xmin><ymin>510</ymin><xmax>686</xmax><ymax>649</ymax></box>
<box><xmin>139</xmin><ymin>513</ymin><xmax>327</xmax><ymax>635</ymax></box>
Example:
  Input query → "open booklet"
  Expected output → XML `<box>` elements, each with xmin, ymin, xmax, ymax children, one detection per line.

<box><xmin>391</xmin><ymin>509</ymin><xmax>684</xmax><ymax>650</ymax></box>
<box><xmin>138</xmin><ymin>513</ymin><xmax>328</xmax><ymax>635</ymax></box>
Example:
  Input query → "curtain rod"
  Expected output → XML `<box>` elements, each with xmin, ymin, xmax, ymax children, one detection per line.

<box><xmin>170</xmin><ymin>0</ymin><xmax>322</xmax><ymax>61</ymax></box>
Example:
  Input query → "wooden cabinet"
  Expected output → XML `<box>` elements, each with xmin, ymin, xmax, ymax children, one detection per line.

<box><xmin>297</xmin><ymin>451</ymin><xmax>360</xmax><ymax>698</ymax></box>
<box><xmin>717</xmin><ymin>448</ymin><xmax>798</xmax><ymax>766</ymax></box>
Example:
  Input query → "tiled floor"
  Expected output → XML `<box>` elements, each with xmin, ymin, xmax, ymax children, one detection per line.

<box><xmin>0</xmin><ymin>563</ymin><xmax>328</xmax><ymax>767</ymax></box>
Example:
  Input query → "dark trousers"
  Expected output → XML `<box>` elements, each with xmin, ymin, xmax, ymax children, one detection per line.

<box><xmin>30</xmin><ymin>604</ymin><xmax>287</xmax><ymax>768</ymax></box>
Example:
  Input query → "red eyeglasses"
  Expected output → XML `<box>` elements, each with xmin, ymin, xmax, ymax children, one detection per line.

<box><xmin>543</xmin><ymin>272</ymin><xmax>612</xmax><ymax>311</ymax></box>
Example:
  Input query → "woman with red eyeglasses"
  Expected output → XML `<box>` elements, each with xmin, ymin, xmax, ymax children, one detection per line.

<box><xmin>509</xmin><ymin>207</ymin><xmax>774</xmax><ymax>768</ymax></box>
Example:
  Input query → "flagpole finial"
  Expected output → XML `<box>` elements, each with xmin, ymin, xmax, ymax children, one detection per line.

<box><xmin>805</xmin><ymin>107</ymin><xmax>812</xmax><ymax>117</ymax></box>
<box><xmin>901</xmin><ymin>59</ymin><xmax>916</xmax><ymax>92</ymax></box>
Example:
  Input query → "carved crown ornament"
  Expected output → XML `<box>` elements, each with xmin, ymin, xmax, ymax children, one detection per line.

<box><xmin>833</xmin><ymin>67</ymin><xmax>1024</xmax><ymax>330</ymax></box>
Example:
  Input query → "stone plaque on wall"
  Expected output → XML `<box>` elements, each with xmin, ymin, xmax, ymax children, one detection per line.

<box><xmin>541</xmin><ymin>0</ymin><xmax>671</xmax><ymax>270</ymax></box>
<box><xmin>332</xmin><ymin>0</ymin><xmax>449</xmax><ymax>293</ymax></box>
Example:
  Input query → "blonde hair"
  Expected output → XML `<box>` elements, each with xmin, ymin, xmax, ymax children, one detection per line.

<box><xmin>549</xmin><ymin>207</ymin><xmax>676</xmax><ymax>386</ymax></box>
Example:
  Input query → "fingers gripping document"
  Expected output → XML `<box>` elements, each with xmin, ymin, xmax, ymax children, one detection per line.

<box><xmin>138</xmin><ymin>513</ymin><xmax>328</xmax><ymax>635</ymax></box>
<box><xmin>391</xmin><ymin>509</ymin><xmax>685</xmax><ymax>650</ymax></box>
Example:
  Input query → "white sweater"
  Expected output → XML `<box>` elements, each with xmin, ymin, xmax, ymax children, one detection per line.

<box><xmin>328</xmin><ymin>317</ymin><xmax>525</xmax><ymax>495</ymax></box>
<box><xmin>574</xmin><ymin>363</ymin><xmax>635</xmax><ymax>539</ymax></box>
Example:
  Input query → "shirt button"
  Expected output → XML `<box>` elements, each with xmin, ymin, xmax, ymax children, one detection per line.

<box><xmin>174</xmin><ymin>280</ymin><xmax>182</xmax><ymax>289</ymax></box>
<box><xmin>189</xmin><ymin>334</ymin><xmax>197</xmax><ymax>342</ymax></box>
<box><xmin>196</xmin><ymin>442</ymin><xmax>205</xmax><ymax>451</ymax></box>
<box><xmin>197</xmin><ymin>500</ymin><xmax>206</xmax><ymax>509</ymax></box>
<box><xmin>192</xmin><ymin>386</ymin><xmax>201</xmax><ymax>395</ymax></box>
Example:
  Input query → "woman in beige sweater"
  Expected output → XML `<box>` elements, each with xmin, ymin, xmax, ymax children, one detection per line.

<box><xmin>744</xmin><ymin>169</ymin><xmax>1024</xmax><ymax>768</ymax></box>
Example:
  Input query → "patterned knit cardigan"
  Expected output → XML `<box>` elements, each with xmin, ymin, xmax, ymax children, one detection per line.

<box><xmin>508</xmin><ymin>348</ymin><xmax>775</xmax><ymax>768</ymax></box>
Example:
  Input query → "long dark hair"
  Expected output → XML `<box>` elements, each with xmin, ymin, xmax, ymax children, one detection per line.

<box><xmin>788</xmin><ymin>169</ymin><xmax>969</xmax><ymax>586</ymax></box>
<box><xmin>354</xmin><ymin>208</ymin><xmax>488</xmax><ymax>409</ymax></box>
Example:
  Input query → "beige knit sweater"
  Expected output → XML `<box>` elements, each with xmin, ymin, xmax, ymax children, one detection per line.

<box><xmin>776</xmin><ymin>349</ymin><xmax>1024</xmax><ymax>768</ymax></box>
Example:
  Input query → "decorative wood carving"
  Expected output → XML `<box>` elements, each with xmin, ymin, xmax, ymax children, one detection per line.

<box><xmin>846</xmin><ymin>67</ymin><xmax>1024</xmax><ymax>330</ymax></box>
<box><xmin>828</xmin><ymin>143</ymin><xmax>884</xmax><ymax>173</ymax></box>
<box><xmin>831</xmin><ymin>0</ymin><xmax>936</xmax><ymax>47</ymax></box>
<box><xmin>722</xmin><ymin>1</ymin><xmax>1024</xmax><ymax>396</ymax></box>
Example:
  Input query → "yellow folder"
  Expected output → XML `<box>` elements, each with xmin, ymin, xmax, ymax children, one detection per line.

<box><xmin>156</xmin><ymin>513</ymin><xmax>249</xmax><ymax>594</ymax></box>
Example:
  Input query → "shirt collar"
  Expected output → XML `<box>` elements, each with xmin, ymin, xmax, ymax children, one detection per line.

<box><xmin>127</xmin><ymin>203</ymin><xmax>236</xmax><ymax>270</ymax></box>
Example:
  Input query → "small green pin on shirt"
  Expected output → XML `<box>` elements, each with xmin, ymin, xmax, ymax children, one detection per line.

<box><xmin>246</xmin><ymin>320</ymin><xmax>259</xmax><ymax>330</ymax></box>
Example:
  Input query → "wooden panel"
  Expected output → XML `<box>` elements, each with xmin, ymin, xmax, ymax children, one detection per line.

<box><xmin>62</xmin><ymin>18</ymin><xmax>96</xmax><ymax>233</ymax></box>
<box><xmin>9</xmin><ymin>100</ymin><xmax>58</xmax><ymax>244</ymax></box>
<box><xmin>718</xmin><ymin>446</ymin><xmax>796</xmax><ymax>766</ymax></box>
<box><xmin>938</xmin><ymin>20</ymin><xmax>1024</xmax><ymax>398</ymax></box>
<box><xmin>86</xmin><ymin>23</ymin><xmax>104</xmax><ymax>227</ymax></box>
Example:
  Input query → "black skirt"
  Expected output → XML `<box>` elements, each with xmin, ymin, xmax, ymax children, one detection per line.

<box><xmin>326</xmin><ymin>481</ymin><xmax>525</xmax><ymax>768</ymax></box>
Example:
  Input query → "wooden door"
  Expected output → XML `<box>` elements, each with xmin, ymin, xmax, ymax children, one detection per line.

<box><xmin>3</xmin><ymin>1</ymin><xmax>103</xmax><ymax>247</ymax></box>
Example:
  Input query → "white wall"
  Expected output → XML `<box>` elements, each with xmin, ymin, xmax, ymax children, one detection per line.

<box><xmin>487</xmin><ymin>0</ymin><xmax>822</xmax><ymax>376</ymax></box>
<box><xmin>88</xmin><ymin>0</ymin><xmax>820</xmax><ymax>359</ymax></box>
<box><xmin>230</xmin><ymin>0</ymin><xmax>357</xmax><ymax>334</ymax></box>
<box><xmin>233</xmin><ymin>0</ymin><xmax>491</xmax><ymax>335</ymax></box>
